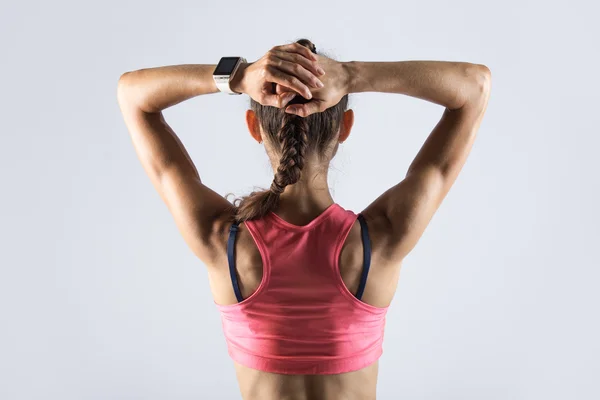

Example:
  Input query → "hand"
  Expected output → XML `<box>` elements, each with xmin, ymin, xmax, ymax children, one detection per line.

<box><xmin>230</xmin><ymin>43</ymin><xmax>326</xmax><ymax>108</ymax></box>
<box><xmin>282</xmin><ymin>55</ymin><xmax>350</xmax><ymax>117</ymax></box>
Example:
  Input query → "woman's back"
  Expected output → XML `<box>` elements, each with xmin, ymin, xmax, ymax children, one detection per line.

<box><xmin>207</xmin><ymin>204</ymin><xmax>401</xmax><ymax>400</ymax></box>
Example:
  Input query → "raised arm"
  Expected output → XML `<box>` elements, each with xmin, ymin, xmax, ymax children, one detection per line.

<box><xmin>116</xmin><ymin>44</ymin><xmax>325</xmax><ymax>265</ymax></box>
<box><xmin>117</xmin><ymin>64</ymin><xmax>234</xmax><ymax>265</ymax></box>
<box><xmin>350</xmin><ymin>60</ymin><xmax>491</xmax><ymax>263</ymax></box>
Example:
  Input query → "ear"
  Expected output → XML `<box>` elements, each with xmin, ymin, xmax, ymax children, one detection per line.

<box><xmin>245</xmin><ymin>109</ymin><xmax>262</xmax><ymax>144</ymax></box>
<box><xmin>338</xmin><ymin>109</ymin><xmax>354</xmax><ymax>143</ymax></box>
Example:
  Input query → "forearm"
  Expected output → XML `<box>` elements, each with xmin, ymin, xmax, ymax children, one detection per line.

<box><xmin>118</xmin><ymin>64</ymin><xmax>219</xmax><ymax>113</ymax></box>
<box><xmin>344</xmin><ymin>60</ymin><xmax>488</xmax><ymax>110</ymax></box>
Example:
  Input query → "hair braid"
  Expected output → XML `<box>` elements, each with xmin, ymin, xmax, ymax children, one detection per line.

<box><xmin>269</xmin><ymin>113</ymin><xmax>308</xmax><ymax>195</ymax></box>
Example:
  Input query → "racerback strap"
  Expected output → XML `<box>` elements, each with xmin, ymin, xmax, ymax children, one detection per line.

<box><xmin>355</xmin><ymin>214</ymin><xmax>372</xmax><ymax>301</ymax></box>
<box><xmin>227</xmin><ymin>221</ymin><xmax>244</xmax><ymax>302</ymax></box>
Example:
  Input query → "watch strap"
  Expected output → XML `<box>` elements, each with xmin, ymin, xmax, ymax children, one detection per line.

<box><xmin>214</xmin><ymin>57</ymin><xmax>246</xmax><ymax>95</ymax></box>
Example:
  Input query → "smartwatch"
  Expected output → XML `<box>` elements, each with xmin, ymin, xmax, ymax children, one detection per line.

<box><xmin>213</xmin><ymin>57</ymin><xmax>247</xmax><ymax>95</ymax></box>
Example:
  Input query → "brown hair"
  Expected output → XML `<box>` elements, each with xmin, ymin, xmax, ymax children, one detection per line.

<box><xmin>227</xmin><ymin>39</ymin><xmax>349</xmax><ymax>223</ymax></box>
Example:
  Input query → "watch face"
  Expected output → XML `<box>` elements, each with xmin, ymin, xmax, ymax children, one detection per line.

<box><xmin>214</xmin><ymin>57</ymin><xmax>240</xmax><ymax>75</ymax></box>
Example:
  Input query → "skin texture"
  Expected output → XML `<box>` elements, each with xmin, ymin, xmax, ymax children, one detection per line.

<box><xmin>117</xmin><ymin>43</ymin><xmax>491</xmax><ymax>400</ymax></box>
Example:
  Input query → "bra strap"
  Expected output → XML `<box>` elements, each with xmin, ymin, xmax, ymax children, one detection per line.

<box><xmin>355</xmin><ymin>214</ymin><xmax>372</xmax><ymax>301</ymax></box>
<box><xmin>227</xmin><ymin>221</ymin><xmax>244</xmax><ymax>302</ymax></box>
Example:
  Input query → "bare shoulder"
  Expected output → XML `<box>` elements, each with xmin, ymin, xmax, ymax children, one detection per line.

<box><xmin>358</xmin><ymin>208</ymin><xmax>403</xmax><ymax>267</ymax></box>
<box><xmin>338</xmin><ymin>209</ymin><xmax>402</xmax><ymax>308</ymax></box>
<box><xmin>204</xmin><ymin>208</ymin><xmax>264</xmax><ymax>306</ymax></box>
<box><xmin>202</xmin><ymin>207</ymin><xmax>237</xmax><ymax>269</ymax></box>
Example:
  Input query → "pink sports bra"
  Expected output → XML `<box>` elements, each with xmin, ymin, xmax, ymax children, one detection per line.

<box><xmin>214</xmin><ymin>203</ymin><xmax>389</xmax><ymax>375</ymax></box>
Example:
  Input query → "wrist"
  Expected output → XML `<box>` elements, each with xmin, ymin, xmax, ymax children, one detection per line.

<box><xmin>229</xmin><ymin>62</ymin><xmax>249</xmax><ymax>94</ymax></box>
<box><xmin>341</xmin><ymin>61</ymin><xmax>359</xmax><ymax>94</ymax></box>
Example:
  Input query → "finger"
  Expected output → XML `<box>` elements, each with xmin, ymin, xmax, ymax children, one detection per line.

<box><xmin>274</xmin><ymin>83</ymin><xmax>288</xmax><ymax>95</ymax></box>
<box><xmin>271</xmin><ymin>50</ymin><xmax>325</xmax><ymax>77</ymax></box>
<box><xmin>285</xmin><ymin>102</ymin><xmax>322</xmax><ymax>117</ymax></box>
<box><xmin>268</xmin><ymin>82</ymin><xmax>296</xmax><ymax>99</ymax></box>
<box><xmin>273</xmin><ymin>82</ymin><xmax>305</xmax><ymax>97</ymax></box>
<box><xmin>280</xmin><ymin>92</ymin><xmax>297</xmax><ymax>107</ymax></box>
<box><xmin>265</xmin><ymin>50</ymin><xmax>323</xmax><ymax>87</ymax></box>
<box><xmin>263</xmin><ymin>91</ymin><xmax>297</xmax><ymax>108</ymax></box>
<box><xmin>273</xmin><ymin>42</ymin><xmax>318</xmax><ymax>61</ymax></box>
<box><xmin>273</xmin><ymin>59</ymin><xmax>324</xmax><ymax>89</ymax></box>
<box><xmin>264</xmin><ymin>66</ymin><xmax>312</xmax><ymax>99</ymax></box>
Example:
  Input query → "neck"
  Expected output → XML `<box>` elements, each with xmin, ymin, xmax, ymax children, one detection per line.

<box><xmin>275</xmin><ymin>164</ymin><xmax>334</xmax><ymax>214</ymax></box>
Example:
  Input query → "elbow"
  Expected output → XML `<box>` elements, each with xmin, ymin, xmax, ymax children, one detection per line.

<box><xmin>117</xmin><ymin>70</ymin><xmax>155</xmax><ymax>113</ymax></box>
<box><xmin>117</xmin><ymin>71</ymin><xmax>138</xmax><ymax>108</ymax></box>
<box><xmin>473</xmin><ymin>64</ymin><xmax>492</xmax><ymax>97</ymax></box>
<box><xmin>477</xmin><ymin>64</ymin><xmax>492</xmax><ymax>80</ymax></box>
<box><xmin>117</xmin><ymin>72</ymin><xmax>129</xmax><ymax>103</ymax></box>
<box><xmin>117</xmin><ymin>71</ymin><xmax>132</xmax><ymax>90</ymax></box>
<box><xmin>462</xmin><ymin>63</ymin><xmax>491</xmax><ymax>107</ymax></box>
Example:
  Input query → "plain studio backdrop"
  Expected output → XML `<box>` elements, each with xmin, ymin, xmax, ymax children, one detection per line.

<box><xmin>1</xmin><ymin>1</ymin><xmax>598</xmax><ymax>399</ymax></box>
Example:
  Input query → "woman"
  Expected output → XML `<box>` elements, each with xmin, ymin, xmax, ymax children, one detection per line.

<box><xmin>117</xmin><ymin>39</ymin><xmax>491</xmax><ymax>400</ymax></box>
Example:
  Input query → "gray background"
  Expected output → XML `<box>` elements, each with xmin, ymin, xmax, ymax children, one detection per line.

<box><xmin>1</xmin><ymin>0</ymin><xmax>598</xmax><ymax>399</ymax></box>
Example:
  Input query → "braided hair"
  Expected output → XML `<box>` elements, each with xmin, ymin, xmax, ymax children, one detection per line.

<box><xmin>228</xmin><ymin>39</ymin><xmax>349</xmax><ymax>223</ymax></box>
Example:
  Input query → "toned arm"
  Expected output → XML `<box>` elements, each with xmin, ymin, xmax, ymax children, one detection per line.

<box><xmin>349</xmin><ymin>61</ymin><xmax>492</xmax><ymax>263</ymax></box>
<box><xmin>117</xmin><ymin>65</ymin><xmax>233</xmax><ymax>266</ymax></box>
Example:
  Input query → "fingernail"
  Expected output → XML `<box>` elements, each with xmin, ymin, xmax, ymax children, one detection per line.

<box><xmin>316</xmin><ymin>80</ymin><xmax>324</xmax><ymax>88</ymax></box>
<box><xmin>317</xmin><ymin>67</ymin><xmax>325</xmax><ymax>75</ymax></box>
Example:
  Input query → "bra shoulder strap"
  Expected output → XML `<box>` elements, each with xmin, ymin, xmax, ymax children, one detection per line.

<box><xmin>226</xmin><ymin>221</ymin><xmax>244</xmax><ymax>302</ymax></box>
<box><xmin>355</xmin><ymin>213</ymin><xmax>372</xmax><ymax>301</ymax></box>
